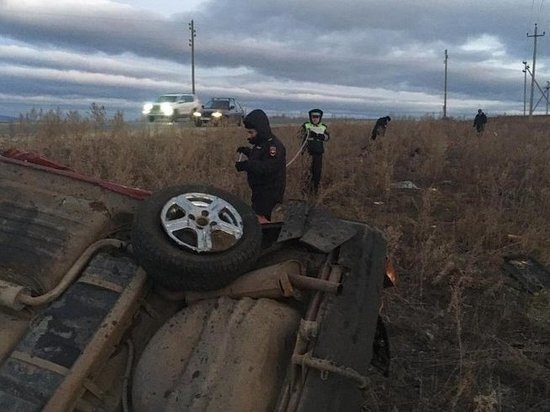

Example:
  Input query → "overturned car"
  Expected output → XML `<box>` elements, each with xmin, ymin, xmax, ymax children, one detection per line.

<box><xmin>0</xmin><ymin>149</ymin><xmax>393</xmax><ymax>411</ymax></box>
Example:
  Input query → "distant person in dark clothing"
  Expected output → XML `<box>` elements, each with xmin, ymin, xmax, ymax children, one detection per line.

<box><xmin>371</xmin><ymin>116</ymin><xmax>391</xmax><ymax>140</ymax></box>
<box><xmin>473</xmin><ymin>109</ymin><xmax>487</xmax><ymax>134</ymax></box>
<box><xmin>235</xmin><ymin>109</ymin><xmax>286</xmax><ymax>223</ymax></box>
<box><xmin>298</xmin><ymin>108</ymin><xmax>330</xmax><ymax>194</ymax></box>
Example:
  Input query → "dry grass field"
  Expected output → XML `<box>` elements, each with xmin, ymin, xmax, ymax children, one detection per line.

<box><xmin>1</xmin><ymin>110</ymin><xmax>549</xmax><ymax>411</ymax></box>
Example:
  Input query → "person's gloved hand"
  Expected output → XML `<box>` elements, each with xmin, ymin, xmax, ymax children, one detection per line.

<box><xmin>236</xmin><ymin>146</ymin><xmax>251</xmax><ymax>157</ymax></box>
<box><xmin>235</xmin><ymin>161</ymin><xmax>248</xmax><ymax>172</ymax></box>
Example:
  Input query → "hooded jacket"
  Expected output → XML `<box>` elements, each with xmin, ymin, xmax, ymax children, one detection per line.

<box><xmin>242</xmin><ymin>109</ymin><xmax>286</xmax><ymax>202</ymax></box>
<box><xmin>371</xmin><ymin>116</ymin><xmax>391</xmax><ymax>139</ymax></box>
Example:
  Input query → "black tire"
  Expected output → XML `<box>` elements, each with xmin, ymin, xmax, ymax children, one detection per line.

<box><xmin>131</xmin><ymin>184</ymin><xmax>262</xmax><ymax>291</ymax></box>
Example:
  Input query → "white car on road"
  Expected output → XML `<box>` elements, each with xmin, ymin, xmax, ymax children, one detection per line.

<box><xmin>142</xmin><ymin>93</ymin><xmax>201</xmax><ymax>122</ymax></box>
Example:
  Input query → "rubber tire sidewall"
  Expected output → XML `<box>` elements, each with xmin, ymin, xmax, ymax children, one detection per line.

<box><xmin>131</xmin><ymin>184</ymin><xmax>262</xmax><ymax>291</ymax></box>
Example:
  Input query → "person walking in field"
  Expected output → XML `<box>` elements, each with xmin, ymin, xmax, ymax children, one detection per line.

<box><xmin>298</xmin><ymin>108</ymin><xmax>330</xmax><ymax>194</ymax></box>
<box><xmin>473</xmin><ymin>109</ymin><xmax>487</xmax><ymax>135</ymax></box>
<box><xmin>371</xmin><ymin>116</ymin><xmax>391</xmax><ymax>140</ymax></box>
<box><xmin>235</xmin><ymin>109</ymin><xmax>286</xmax><ymax>223</ymax></box>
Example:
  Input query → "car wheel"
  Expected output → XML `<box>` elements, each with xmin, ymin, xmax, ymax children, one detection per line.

<box><xmin>131</xmin><ymin>184</ymin><xmax>262</xmax><ymax>291</ymax></box>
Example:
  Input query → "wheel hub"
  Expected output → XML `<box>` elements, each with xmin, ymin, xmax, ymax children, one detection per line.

<box><xmin>196</xmin><ymin>216</ymin><xmax>209</xmax><ymax>227</ymax></box>
<box><xmin>160</xmin><ymin>192</ymin><xmax>244</xmax><ymax>253</ymax></box>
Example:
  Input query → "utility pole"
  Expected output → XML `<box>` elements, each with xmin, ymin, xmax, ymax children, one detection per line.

<box><xmin>527</xmin><ymin>23</ymin><xmax>545</xmax><ymax>117</ymax></box>
<box><xmin>522</xmin><ymin>60</ymin><xmax>529</xmax><ymax>116</ymax></box>
<box><xmin>188</xmin><ymin>20</ymin><xmax>196</xmax><ymax>94</ymax></box>
<box><xmin>546</xmin><ymin>81</ymin><xmax>550</xmax><ymax>115</ymax></box>
<box><xmin>526</xmin><ymin>65</ymin><xmax>549</xmax><ymax>112</ymax></box>
<box><xmin>443</xmin><ymin>49</ymin><xmax>448</xmax><ymax>119</ymax></box>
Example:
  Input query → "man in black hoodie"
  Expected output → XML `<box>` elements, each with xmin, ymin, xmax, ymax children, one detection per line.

<box><xmin>235</xmin><ymin>109</ymin><xmax>286</xmax><ymax>223</ymax></box>
<box><xmin>473</xmin><ymin>109</ymin><xmax>487</xmax><ymax>135</ymax></box>
<box><xmin>371</xmin><ymin>116</ymin><xmax>391</xmax><ymax>140</ymax></box>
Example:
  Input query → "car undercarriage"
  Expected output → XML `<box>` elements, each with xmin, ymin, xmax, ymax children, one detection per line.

<box><xmin>0</xmin><ymin>149</ymin><xmax>392</xmax><ymax>411</ymax></box>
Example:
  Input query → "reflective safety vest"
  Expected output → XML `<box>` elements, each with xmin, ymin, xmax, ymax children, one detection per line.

<box><xmin>304</xmin><ymin>122</ymin><xmax>327</xmax><ymax>138</ymax></box>
<box><xmin>303</xmin><ymin>122</ymin><xmax>328</xmax><ymax>154</ymax></box>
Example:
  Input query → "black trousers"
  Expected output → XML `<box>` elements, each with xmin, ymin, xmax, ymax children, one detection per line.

<box><xmin>251</xmin><ymin>191</ymin><xmax>280</xmax><ymax>220</ymax></box>
<box><xmin>310</xmin><ymin>153</ymin><xmax>323</xmax><ymax>191</ymax></box>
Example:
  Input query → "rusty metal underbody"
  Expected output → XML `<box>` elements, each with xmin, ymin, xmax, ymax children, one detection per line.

<box><xmin>143</xmin><ymin>202</ymin><xmax>388</xmax><ymax>412</ymax></box>
<box><xmin>0</xmin><ymin>154</ymin><xmax>143</xmax><ymax>293</ymax></box>
<box><xmin>0</xmin><ymin>152</ymin><xmax>388</xmax><ymax>412</ymax></box>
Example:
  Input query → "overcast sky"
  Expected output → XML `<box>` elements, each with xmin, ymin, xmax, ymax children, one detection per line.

<box><xmin>0</xmin><ymin>0</ymin><xmax>549</xmax><ymax>120</ymax></box>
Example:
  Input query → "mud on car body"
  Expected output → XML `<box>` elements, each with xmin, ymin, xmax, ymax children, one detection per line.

<box><xmin>0</xmin><ymin>150</ymin><xmax>393</xmax><ymax>412</ymax></box>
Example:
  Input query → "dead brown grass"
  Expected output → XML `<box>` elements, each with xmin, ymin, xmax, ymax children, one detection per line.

<box><xmin>1</xmin><ymin>111</ymin><xmax>550</xmax><ymax>411</ymax></box>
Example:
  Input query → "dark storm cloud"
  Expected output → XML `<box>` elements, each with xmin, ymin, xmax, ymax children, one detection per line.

<box><xmin>0</xmin><ymin>0</ymin><xmax>548</xmax><ymax>118</ymax></box>
<box><xmin>0</xmin><ymin>6</ymin><xmax>184</xmax><ymax>61</ymax></box>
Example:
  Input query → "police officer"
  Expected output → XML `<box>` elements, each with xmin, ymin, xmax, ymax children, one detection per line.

<box><xmin>235</xmin><ymin>109</ymin><xmax>286</xmax><ymax>223</ymax></box>
<box><xmin>298</xmin><ymin>108</ymin><xmax>330</xmax><ymax>194</ymax></box>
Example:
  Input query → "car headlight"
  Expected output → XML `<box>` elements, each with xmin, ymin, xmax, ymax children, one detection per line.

<box><xmin>142</xmin><ymin>103</ymin><xmax>153</xmax><ymax>114</ymax></box>
<box><xmin>160</xmin><ymin>103</ymin><xmax>174</xmax><ymax>116</ymax></box>
<box><xmin>212</xmin><ymin>111</ymin><xmax>223</xmax><ymax>118</ymax></box>
<box><xmin>193</xmin><ymin>111</ymin><xmax>202</xmax><ymax>117</ymax></box>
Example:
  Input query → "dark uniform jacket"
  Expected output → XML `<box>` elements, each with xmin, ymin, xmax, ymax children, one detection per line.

<box><xmin>242</xmin><ymin>110</ymin><xmax>286</xmax><ymax>208</ymax></box>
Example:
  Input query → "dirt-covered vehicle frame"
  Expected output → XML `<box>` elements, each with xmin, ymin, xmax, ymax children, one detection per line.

<box><xmin>0</xmin><ymin>149</ymin><xmax>392</xmax><ymax>411</ymax></box>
